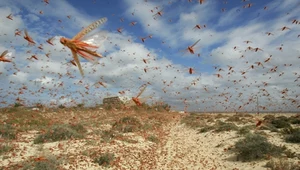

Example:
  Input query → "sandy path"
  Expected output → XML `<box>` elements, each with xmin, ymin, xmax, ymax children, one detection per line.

<box><xmin>154</xmin><ymin>121</ymin><xmax>268</xmax><ymax>170</ymax></box>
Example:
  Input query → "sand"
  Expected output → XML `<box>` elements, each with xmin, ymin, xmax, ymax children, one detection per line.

<box><xmin>1</xmin><ymin>110</ymin><xmax>299</xmax><ymax>170</ymax></box>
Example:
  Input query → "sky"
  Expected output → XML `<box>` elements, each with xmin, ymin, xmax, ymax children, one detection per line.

<box><xmin>0</xmin><ymin>0</ymin><xmax>299</xmax><ymax>112</ymax></box>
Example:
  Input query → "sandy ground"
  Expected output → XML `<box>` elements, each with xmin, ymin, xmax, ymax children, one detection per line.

<box><xmin>1</xmin><ymin>111</ymin><xmax>299</xmax><ymax>170</ymax></box>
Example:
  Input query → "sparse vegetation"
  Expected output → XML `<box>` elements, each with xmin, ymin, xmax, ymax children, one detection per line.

<box><xmin>215</xmin><ymin>120</ymin><xmax>238</xmax><ymax>132</ymax></box>
<box><xmin>265</xmin><ymin>158</ymin><xmax>300</xmax><ymax>170</ymax></box>
<box><xmin>14</xmin><ymin>102</ymin><xmax>23</xmax><ymax>108</ymax></box>
<box><xmin>0</xmin><ymin>124</ymin><xmax>17</xmax><ymax>139</ymax></box>
<box><xmin>285</xmin><ymin>128</ymin><xmax>300</xmax><ymax>143</ymax></box>
<box><xmin>101</xmin><ymin>130</ymin><xmax>117</xmax><ymax>143</ymax></box>
<box><xmin>234</xmin><ymin>133</ymin><xmax>286</xmax><ymax>162</ymax></box>
<box><xmin>21</xmin><ymin>155</ymin><xmax>62</xmax><ymax>170</ymax></box>
<box><xmin>34</xmin><ymin>123</ymin><xmax>86</xmax><ymax>144</ymax></box>
<box><xmin>198</xmin><ymin>125</ymin><xmax>214</xmax><ymax>133</ymax></box>
<box><xmin>289</xmin><ymin>116</ymin><xmax>300</xmax><ymax>124</ymax></box>
<box><xmin>93</xmin><ymin>152</ymin><xmax>115</xmax><ymax>167</ymax></box>
<box><xmin>271</xmin><ymin>117</ymin><xmax>291</xmax><ymax>129</ymax></box>
<box><xmin>112</xmin><ymin>116</ymin><xmax>142</xmax><ymax>133</ymax></box>
<box><xmin>181</xmin><ymin>114</ymin><xmax>206</xmax><ymax>129</ymax></box>
<box><xmin>0</xmin><ymin>143</ymin><xmax>12</xmax><ymax>155</ymax></box>
<box><xmin>147</xmin><ymin>135</ymin><xmax>159</xmax><ymax>143</ymax></box>
<box><xmin>237</xmin><ymin>126</ymin><xmax>252</xmax><ymax>135</ymax></box>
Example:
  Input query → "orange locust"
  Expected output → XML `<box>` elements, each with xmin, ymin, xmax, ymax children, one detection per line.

<box><xmin>189</xmin><ymin>67</ymin><xmax>194</xmax><ymax>74</ymax></box>
<box><xmin>193</xmin><ymin>24</ymin><xmax>202</xmax><ymax>30</ymax></box>
<box><xmin>153</xmin><ymin>8</ymin><xmax>164</xmax><ymax>20</ymax></box>
<box><xmin>182</xmin><ymin>39</ymin><xmax>201</xmax><ymax>55</ymax></box>
<box><xmin>60</xmin><ymin>17</ymin><xmax>107</xmax><ymax>77</ymax></box>
<box><xmin>132</xmin><ymin>84</ymin><xmax>147</xmax><ymax>106</ymax></box>
<box><xmin>0</xmin><ymin>50</ymin><xmax>11</xmax><ymax>62</ymax></box>
<box><xmin>15</xmin><ymin>29</ymin><xmax>22</xmax><ymax>36</ymax></box>
<box><xmin>6</xmin><ymin>14</ymin><xmax>13</xmax><ymax>20</ymax></box>
<box><xmin>46</xmin><ymin>36</ymin><xmax>55</xmax><ymax>45</ymax></box>
<box><xmin>23</xmin><ymin>29</ymin><xmax>36</xmax><ymax>45</ymax></box>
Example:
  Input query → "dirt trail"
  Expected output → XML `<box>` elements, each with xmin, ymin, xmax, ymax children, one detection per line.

<box><xmin>154</xmin><ymin>121</ymin><xmax>267</xmax><ymax>170</ymax></box>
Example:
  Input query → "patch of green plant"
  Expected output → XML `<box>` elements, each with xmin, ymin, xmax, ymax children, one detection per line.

<box><xmin>238</xmin><ymin>126</ymin><xmax>252</xmax><ymax>135</ymax></box>
<box><xmin>180</xmin><ymin>114</ymin><xmax>206</xmax><ymax>129</ymax></box>
<box><xmin>4</xmin><ymin>111</ymin><xmax>49</xmax><ymax>131</ymax></box>
<box><xmin>101</xmin><ymin>130</ymin><xmax>116</xmax><ymax>143</ymax></box>
<box><xmin>226</xmin><ymin>115</ymin><xmax>242</xmax><ymax>122</ymax></box>
<box><xmin>271</xmin><ymin>116</ymin><xmax>291</xmax><ymax>129</ymax></box>
<box><xmin>265</xmin><ymin>158</ymin><xmax>300</xmax><ymax>170</ymax></box>
<box><xmin>142</xmin><ymin>123</ymin><xmax>153</xmax><ymax>130</ymax></box>
<box><xmin>112</xmin><ymin>116</ymin><xmax>142</xmax><ymax>133</ymax></box>
<box><xmin>14</xmin><ymin>102</ymin><xmax>23</xmax><ymax>108</ymax></box>
<box><xmin>285</xmin><ymin>128</ymin><xmax>300</xmax><ymax>143</ymax></box>
<box><xmin>69</xmin><ymin>123</ymin><xmax>87</xmax><ymax>134</ymax></box>
<box><xmin>0</xmin><ymin>143</ymin><xmax>12</xmax><ymax>155</ymax></box>
<box><xmin>234</xmin><ymin>133</ymin><xmax>286</xmax><ymax>162</ymax></box>
<box><xmin>257</xmin><ymin>123</ymin><xmax>278</xmax><ymax>132</ymax></box>
<box><xmin>198</xmin><ymin>125</ymin><xmax>214</xmax><ymax>133</ymax></box>
<box><xmin>0</xmin><ymin>124</ymin><xmax>16</xmax><ymax>139</ymax></box>
<box><xmin>21</xmin><ymin>154</ymin><xmax>62</xmax><ymax>170</ymax></box>
<box><xmin>289</xmin><ymin>116</ymin><xmax>300</xmax><ymax>124</ymax></box>
<box><xmin>215</xmin><ymin>121</ymin><xmax>238</xmax><ymax>132</ymax></box>
<box><xmin>34</xmin><ymin>124</ymin><xmax>86</xmax><ymax>144</ymax></box>
<box><xmin>263</xmin><ymin>115</ymin><xmax>276</xmax><ymax>121</ymax></box>
<box><xmin>147</xmin><ymin>135</ymin><xmax>159</xmax><ymax>143</ymax></box>
<box><xmin>93</xmin><ymin>152</ymin><xmax>115</xmax><ymax>167</ymax></box>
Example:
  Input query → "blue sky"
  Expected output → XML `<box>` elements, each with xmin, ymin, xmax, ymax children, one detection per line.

<box><xmin>0</xmin><ymin>0</ymin><xmax>299</xmax><ymax>112</ymax></box>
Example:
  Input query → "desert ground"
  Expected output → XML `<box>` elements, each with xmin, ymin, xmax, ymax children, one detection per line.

<box><xmin>1</xmin><ymin>107</ymin><xmax>300</xmax><ymax>170</ymax></box>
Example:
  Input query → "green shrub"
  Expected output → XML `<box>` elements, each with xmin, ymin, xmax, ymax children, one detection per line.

<box><xmin>226</xmin><ymin>115</ymin><xmax>241</xmax><ymax>122</ymax></box>
<box><xmin>238</xmin><ymin>126</ymin><xmax>252</xmax><ymax>135</ymax></box>
<box><xmin>94</xmin><ymin>152</ymin><xmax>115</xmax><ymax>167</ymax></box>
<box><xmin>14</xmin><ymin>102</ymin><xmax>23</xmax><ymax>107</ymax></box>
<box><xmin>234</xmin><ymin>133</ymin><xmax>285</xmax><ymax>162</ymax></box>
<box><xmin>265</xmin><ymin>159</ymin><xmax>300</xmax><ymax>170</ymax></box>
<box><xmin>289</xmin><ymin>116</ymin><xmax>300</xmax><ymax>124</ymax></box>
<box><xmin>21</xmin><ymin>155</ymin><xmax>61</xmax><ymax>170</ymax></box>
<box><xmin>215</xmin><ymin>121</ymin><xmax>238</xmax><ymax>132</ymax></box>
<box><xmin>0</xmin><ymin>143</ymin><xmax>12</xmax><ymax>155</ymax></box>
<box><xmin>69</xmin><ymin>123</ymin><xmax>87</xmax><ymax>134</ymax></box>
<box><xmin>34</xmin><ymin>124</ymin><xmax>86</xmax><ymax>144</ymax></box>
<box><xmin>112</xmin><ymin>116</ymin><xmax>142</xmax><ymax>133</ymax></box>
<box><xmin>101</xmin><ymin>130</ymin><xmax>116</xmax><ymax>143</ymax></box>
<box><xmin>198</xmin><ymin>125</ymin><xmax>214</xmax><ymax>133</ymax></box>
<box><xmin>285</xmin><ymin>128</ymin><xmax>300</xmax><ymax>143</ymax></box>
<box><xmin>181</xmin><ymin>114</ymin><xmax>206</xmax><ymax>129</ymax></box>
<box><xmin>271</xmin><ymin>117</ymin><xmax>291</xmax><ymax>129</ymax></box>
<box><xmin>147</xmin><ymin>135</ymin><xmax>159</xmax><ymax>143</ymax></box>
<box><xmin>0</xmin><ymin>124</ymin><xmax>16</xmax><ymax>139</ymax></box>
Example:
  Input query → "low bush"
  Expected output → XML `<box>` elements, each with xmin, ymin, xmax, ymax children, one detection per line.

<box><xmin>101</xmin><ymin>130</ymin><xmax>116</xmax><ymax>143</ymax></box>
<box><xmin>0</xmin><ymin>124</ymin><xmax>16</xmax><ymax>139</ymax></box>
<box><xmin>265</xmin><ymin>158</ymin><xmax>300</xmax><ymax>170</ymax></box>
<box><xmin>0</xmin><ymin>143</ymin><xmax>12</xmax><ymax>155</ymax></box>
<box><xmin>237</xmin><ymin>126</ymin><xmax>252</xmax><ymax>135</ymax></box>
<box><xmin>94</xmin><ymin>152</ymin><xmax>115</xmax><ymax>167</ymax></box>
<box><xmin>234</xmin><ymin>133</ymin><xmax>285</xmax><ymax>162</ymax></box>
<box><xmin>34</xmin><ymin>124</ymin><xmax>86</xmax><ymax>144</ymax></box>
<box><xmin>198</xmin><ymin>125</ymin><xmax>214</xmax><ymax>133</ymax></box>
<box><xmin>285</xmin><ymin>128</ymin><xmax>300</xmax><ymax>143</ymax></box>
<box><xmin>147</xmin><ymin>135</ymin><xmax>159</xmax><ymax>143</ymax></box>
<box><xmin>271</xmin><ymin>119</ymin><xmax>291</xmax><ymax>129</ymax></box>
<box><xmin>180</xmin><ymin>114</ymin><xmax>206</xmax><ymax>129</ymax></box>
<box><xmin>112</xmin><ymin>116</ymin><xmax>142</xmax><ymax>133</ymax></box>
<box><xmin>215</xmin><ymin>121</ymin><xmax>238</xmax><ymax>132</ymax></box>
